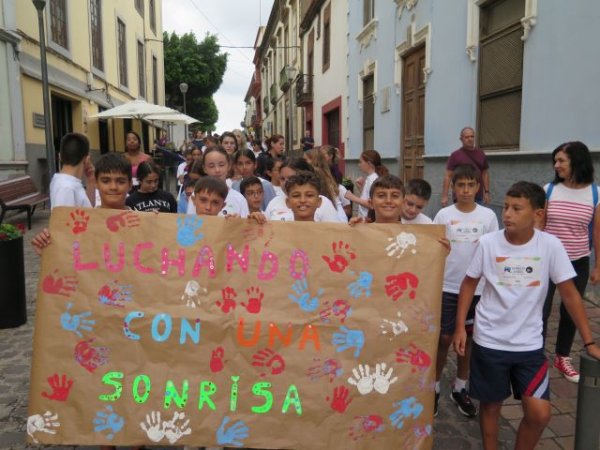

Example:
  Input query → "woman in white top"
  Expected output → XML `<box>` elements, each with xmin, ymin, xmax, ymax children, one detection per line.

<box><xmin>344</xmin><ymin>150</ymin><xmax>389</xmax><ymax>218</ymax></box>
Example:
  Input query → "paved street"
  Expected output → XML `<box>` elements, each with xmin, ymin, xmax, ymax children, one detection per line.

<box><xmin>0</xmin><ymin>210</ymin><xmax>597</xmax><ymax>449</ymax></box>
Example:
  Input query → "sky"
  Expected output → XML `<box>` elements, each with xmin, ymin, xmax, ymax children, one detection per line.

<box><xmin>162</xmin><ymin>0</ymin><xmax>274</xmax><ymax>133</ymax></box>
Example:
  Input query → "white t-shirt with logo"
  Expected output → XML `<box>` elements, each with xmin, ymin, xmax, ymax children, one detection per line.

<box><xmin>265</xmin><ymin>194</ymin><xmax>342</xmax><ymax>222</ymax></box>
<box><xmin>467</xmin><ymin>229</ymin><xmax>576</xmax><ymax>351</ymax></box>
<box><xmin>433</xmin><ymin>204</ymin><xmax>499</xmax><ymax>294</ymax></box>
<box><xmin>186</xmin><ymin>187</ymin><xmax>249</xmax><ymax>218</ymax></box>
<box><xmin>401</xmin><ymin>213</ymin><xmax>432</xmax><ymax>225</ymax></box>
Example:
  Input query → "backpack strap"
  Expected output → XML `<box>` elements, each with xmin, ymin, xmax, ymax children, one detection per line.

<box><xmin>545</xmin><ymin>182</ymin><xmax>554</xmax><ymax>200</ymax></box>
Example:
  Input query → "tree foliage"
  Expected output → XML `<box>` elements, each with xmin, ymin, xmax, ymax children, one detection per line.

<box><xmin>163</xmin><ymin>32</ymin><xmax>227</xmax><ymax>131</ymax></box>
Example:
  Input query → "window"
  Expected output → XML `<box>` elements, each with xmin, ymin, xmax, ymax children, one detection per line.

<box><xmin>322</xmin><ymin>4</ymin><xmax>331</xmax><ymax>72</ymax></box>
<box><xmin>135</xmin><ymin>0</ymin><xmax>144</xmax><ymax>17</ymax></box>
<box><xmin>363</xmin><ymin>0</ymin><xmax>375</xmax><ymax>27</ymax></box>
<box><xmin>138</xmin><ymin>41</ymin><xmax>145</xmax><ymax>98</ymax></box>
<box><xmin>90</xmin><ymin>0</ymin><xmax>103</xmax><ymax>71</ymax></box>
<box><xmin>152</xmin><ymin>56</ymin><xmax>158</xmax><ymax>103</ymax></box>
<box><xmin>117</xmin><ymin>19</ymin><xmax>128</xmax><ymax>87</ymax></box>
<box><xmin>477</xmin><ymin>0</ymin><xmax>524</xmax><ymax>149</ymax></box>
<box><xmin>363</xmin><ymin>75</ymin><xmax>375</xmax><ymax>150</ymax></box>
<box><xmin>149</xmin><ymin>0</ymin><xmax>156</xmax><ymax>34</ymax></box>
<box><xmin>325</xmin><ymin>108</ymin><xmax>340</xmax><ymax>148</ymax></box>
<box><xmin>50</xmin><ymin>0</ymin><xmax>68</xmax><ymax>49</ymax></box>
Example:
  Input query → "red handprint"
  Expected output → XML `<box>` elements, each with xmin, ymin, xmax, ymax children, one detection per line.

<box><xmin>216</xmin><ymin>287</ymin><xmax>237</xmax><ymax>313</ymax></box>
<box><xmin>105</xmin><ymin>211</ymin><xmax>141</xmax><ymax>232</ymax></box>
<box><xmin>74</xmin><ymin>339</ymin><xmax>109</xmax><ymax>373</ymax></box>
<box><xmin>384</xmin><ymin>272</ymin><xmax>419</xmax><ymax>301</ymax></box>
<box><xmin>320</xmin><ymin>299</ymin><xmax>352</xmax><ymax>324</ymax></box>
<box><xmin>329</xmin><ymin>386</ymin><xmax>353</xmax><ymax>413</ymax></box>
<box><xmin>322</xmin><ymin>241</ymin><xmax>357</xmax><ymax>273</ymax></box>
<box><xmin>210</xmin><ymin>347</ymin><xmax>225</xmax><ymax>373</ymax></box>
<box><xmin>66</xmin><ymin>209</ymin><xmax>90</xmax><ymax>234</ymax></box>
<box><xmin>242</xmin><ymin>223</ymin><xmax>275</xmax><ymax>246</ymax></box>
<box><xmin>251</xmin><ymin>348</ymin><xmax>285</xmax><ymax>376</ymax></box>
<box><xmin>42</xmin><ymin>270</ymin><xmax>78</xmax><ymax>297</ymax></box>
<box><xmin>41</xmin><ymin>373</ymin><xmax>73</xmax><ymax>401</ymax></box>
<box><xmin>395</xmin><ymin>343</ymin><xmax>431</xmax><ymax>372</ymax></box>
<box><xmin>240</xmin><ymin>286</ymin><xmax>264</xmax><ymax>314</ymax></box>
<box><xmin>348</xmin><ymin>415</ymin><xmax>384</xmax><ymax>441</ymax></box>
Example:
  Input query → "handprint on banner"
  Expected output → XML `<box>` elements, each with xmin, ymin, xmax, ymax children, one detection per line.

<box><xmin>74</xmin><ymin>338</ymin><xmax>109</xmax><ymax>373</ymax></box>
<box><xmin>240</xmin><ymin>286</ymin><xmax>264</xmax><ymax>314</ymax></box>
<box><xmin>321</xmin><ymin>241</ymin><xmax>357</xmax><ymax>273</ymax></box>
<box><xmin>27</xmin><ymin>411</ymin><xmax>60</xmax><ymax>443</ymax></box>
<box><xmin>379</xmin><ymin>312</ymin><xmax>409</xmax><ymax>339</ymax></box>
<box><xmin>347</xmin><ymin>271</ymin><xmax>373</xmax><ymax>299</ymax></box>
<box><xmin>385</xmin><ymin>272</ymin><xmax>419</xmax><ymax>301</ymax></box>
<box><xmin>288</xmin><ymin>278</ymin><xmax>323</xmax><ymax>312</ymax></box>
<box><xmin>216</xmin><ymin>415</ymin><xmax>249</xmax><ymax>447</ymax></box>
<box><xmin>177</xmin><ymin>216</ymin><xmax>204</xmax><ymax>247</ymax></box>
<box><xmin>210</xmin><ymin>347</ymin><xmax>226</xmax><ymax>373</ymax></box>
<box><xmin>332</xmin><ymin>326</ymin><xmax>365</xmax><ymax>358</ymax></box>
<box><xmin>163</xmin><ymin>411</ymin><xmax>192</xmax><ymax>444</ymax></box>
<box><xmin>242</xmin><ymin>223</ymin><xmax>274</xmax><ymax>246</ymax></box>
<box><xmin>395</xmin><ymin>343</ymin><xmax>432</xmax><ymax>373</ymax></box>
<box><xmin>251</xmin><ymin>348</ymin><xmax>285</xmax><ymax>376</ymax></box>
<box><xmin>385</xmin><ymin>232</ymin><xmax>417</xmax><ymax>258</ymax></box>
<box><xmin>328</xmin><ymin>385</ymin><xmax>353</xmax><ymax>413</ymax></box>
<box><xmin>93</xmin><ymin>405</ymin><xmax>124</xmax><ymax>440</ymax></box>
<box><xmin>372</xmin><ymin>363</ymin><xmax>398</xmax><ymax>394</ymax></box>
<box><xmin>65</xmin><ymin>209</ymin><xmax>90</xmax><ymax>234</ymax></box>
<box><xmin>319</xmin><ymin>299</ymin><xmax>352</xmax><ymax>324</ymax></box>
<box><xmin>216</xmin><ymin>287</ymin><xmax>237</xmax><ymax>313</ymax></box>
<box><xmin>42</xmin><ymin>270</ymin><xmax>78</xmax><ymax>297</ymax></box>
<box><xmin>347</xmin><ymin>364</ymin><xmax>374</xmax><ymax>395</ymax></box>
<box><xmin>389</xmin><ymin>396</ymin><xmax>424</xmax><ymax>430</ymax></box>
<box><xmin>60</xmin><ymin>302</ymin><xmax>95</xmax><ymax>337</ymax></box>
<box><xmin>97</xmin><ymin>281</ymin><xmax>132</xmax><ymax>307</ymax></box>
<box><xmin>105</xmin><ymin>211</ymin><xmax>140</xmax><ymax>232</ymax></box>
<box><xmin>140</xmin><ymin>411</ymin><xmax>165</xmax><ymax>442</ymax></box>
<box><xmin>180</xmin><ymin>280</ymin><xmax>207</xmax><ymax>308</ymax></box>
<box><xmin>41</xmin><ymin>374</ymin><xmax>73</xmax><ymax>402</ymax></box>
<box><xmin>348</xmin><ymin>415</ymin><xmax>385</xmax><ymax>441</ymax></box>
<box><xmin>306</xmin><ymin>357</ymin><xmax>343</xmax><ymax>382</ymax></box>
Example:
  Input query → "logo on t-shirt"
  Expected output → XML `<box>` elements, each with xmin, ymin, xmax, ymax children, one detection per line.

<box><xmin>495</xmin><ymin>256</ymin><xmax>541</xmax><ymax>287</ymax></box>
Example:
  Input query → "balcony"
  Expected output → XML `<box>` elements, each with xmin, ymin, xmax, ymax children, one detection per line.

<box><xmin>270</xmin><ymin>83</ymin><xmax>278</xmax><ymax>105</ymax></box>
<box><xmin>263</xmin><ymin>96</ymin><xmax>269</xmax><ymax>114</ymax></box>
<box><xmin>279</xmin><ymin>66</ymin><xmax>292</xmax><ymax>91</ymax></box>
<box><xmin>295</xmin><ymin>73</ymin><xmax>313</xmax><ymax>106</ymax></box>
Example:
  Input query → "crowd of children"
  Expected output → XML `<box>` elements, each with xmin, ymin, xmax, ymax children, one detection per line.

<box><xmin>30</xmin><ymin>131</ymin><xmax>600</xmax><ymax>450</ymax></box>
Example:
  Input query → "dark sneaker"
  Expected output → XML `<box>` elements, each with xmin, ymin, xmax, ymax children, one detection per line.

<box><xmin>434</xmin><ymin>391</ymin><xmax>440</xmax><ymax>417</ymax></box>
<box><xmin>450</xmin><ymin>389</ymin><xmax>477</xmax><ymax>417</ymax></box>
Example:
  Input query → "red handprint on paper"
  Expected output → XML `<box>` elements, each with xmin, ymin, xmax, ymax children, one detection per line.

<box><xmin>319</xmin><ymin>299</ymin><xmax>352</xmax><ymax>324</ymax></box>
<box><xmin>74</xmin><ymin>339</ymin><xmax>109</xmax><ymax>373</ymax></box>
<box><xmin>242</xmin><ymin>223</ymin><xmax>274</xmax><ymax>246</ymax></box>
<box><xmin>41</xmin><ymin>373</ymin><xmax>73</xmax><ymax>401</ymax></box>
<box><xmin>66</xmin><ymin>209</ymin><xmax>90</xmax><ymax>234</ymax></box>
<box><xmin>216</xmin><ymin>287</ymin><xmax>237</xmax><ymax>313</ymax></box>
<box><xmin>251</xmin><ymin>348</ymin><xmax>285</xmax><ymax>376</ymax></box>
<box><xmin>42</xmin><ymin>270</ymin><xmax>78</xmax><ymax>297</ymax></box>
<box><xmin>322</xmin><ymin>241</ymin><xmax>357</xmax><ymax>273</ymax></box>
<box><xmin>329</xmin><ymin>386</ymin><xmax>353</xmax><ymax>413</ymax></box>
<box><xmin>210</xmin><ymin>347</ymin><xmax>225</xmax><ymax>373</ymax></box>
<box><xmin>306</xmin><ymin>358</ymin><xmax>343</xmax><ymax>382</ymax></box>
<box><xmin>395</xmin><ymin>343</ymin><xmax>432</xmax><ymax>373</ymax></box>
<box><xmin>385</xmin><ymin>272</ymin><xmax>419</xmax><ymax>301</ymax></box>
<box><xmin>348</xmin><ymin>415</ymin><xmax>385</xmax><ymax>441</ymax></box>
<box><xmin>105</xmin><ymin>211</ymin><xmax>140</xmax><ymax>232</ymax></box>
<box><xmin>240</xmin><ymin>286</ymin><xmax>264</xmax><ymax>314</ymax></box>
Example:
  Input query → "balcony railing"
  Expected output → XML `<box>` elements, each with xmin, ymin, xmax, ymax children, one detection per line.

<box><xmin>295</xmin><ymin>73</ymin><xmax>313</xmax><ymax>106</ymax></box>
<box><xmin>270</xmin><ymin>83</ymin><xmax>278</xmax><ymax>105</ymax></box>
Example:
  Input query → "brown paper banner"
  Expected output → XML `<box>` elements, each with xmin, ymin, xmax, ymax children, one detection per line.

<box><xmin>28</xmin><ymin>206</ymin><xmax>444</xmax><ymax>449</ymax></box>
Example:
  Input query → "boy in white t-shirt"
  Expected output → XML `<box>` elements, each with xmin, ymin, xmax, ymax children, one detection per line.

<box><xmin>453</xmin><ymin>181</ymin><xmax>600</xmax><ymax>450</ymax></box>
<box><xmin>433</xmin><ymin>164</ymin><xmax>499</xmax><ymax>418</ymax></box>
<box><xmin>50</xmin><ymin>133</ymin><xmax>96</xmax><ymax>209</ymax></box>
<box><xmin>401</xmin><ymin>179</ymin><xmax>433</xmax><ymax>224</ymax></box>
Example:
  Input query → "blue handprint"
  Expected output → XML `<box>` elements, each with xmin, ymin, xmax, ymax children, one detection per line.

<box><xmin>216</xmin><ymin>415</ymin><xmax>249</xmax><ymax>447</ymax></box>
<box><xmin>60</xmin><ymin>303</ymin><xmax>95</xmax><ymax>338</ymax></box>
<box><xmin>389</xmin><ymin>396</ymin><xmax>423</xmax><ymax>430</ymax></box>
<box><xmin>288</xmin><ymin>278</ymin><xmax>323</xmax><ymax>312</ymax></box>
<box><xmin>347</xmin><ymin>271</ymin><xmax>373</xmax><ymax>299</ymax></box>
<box><xmin>93</xmin><ymin>405</ymin><xmax>124</xmax><ymax>440</ymax></box>
<box><xmin>332</xmin><ymin>325</ymin><xmax>365</xmax><ymax>358</ymax></box>
<box><xmin>177</xmin><ymin>216</ymin><xmax>204</xmax><ymax>247</ymax></box>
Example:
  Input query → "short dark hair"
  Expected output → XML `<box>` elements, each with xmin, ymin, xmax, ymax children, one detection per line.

<box><xmin>405</xmin><ymin>178</ymin><xmax>431</xmax><ymax>200</ymax></box>
<box><xmin>505</xmin><ymin>181</ymin><xmax>546</xmax><ymax>210</ymax></box>
<box><xmin>285</xmin><ymin>171</ymin><xmax>321</xmax><ymax>194</ymax></box>
<box><xmin>233</xmin><ymin>148</ymin><xmax>256</xmax><ymax>163</ymax></box>
<box><xmin>551</xmin><ymin>141</ymin><xmax>594</xmax><ymax>185</ymax></box>
<box><xmin>452</xmin><ymin>164</ymin><xmax>479</xmax><ymax>184</ymax></box>
<box><xmin>126</xmin><ymin>130</ymin><xmax>141</xmax><ymax>146</ymax></box>
<box><xmin>136</xmin><ymin>160</ymin><xmax>161</xmax><ymax>182</ymax></box>
<box><xmin>183</xmin><ymin>179</ymin><xmax>196</xmax><ymax>190</ymax></box>
<box><xmin>59</xmin><ymin>133</ymin><xmax>89</xmax><ymax>166</ymax></box>
<box><xmin>369</xmin><ymin>174</ymin><xmax>405</xmax><ymax>198</ymax></box>
<box><xmin>194</xmin><ymin>176</ymin><xmax>228</xmax><ymax>200</ymax></box>
<box><xmin>280</xmin><ymin>157</ymin><xmax>313</xmax><ymax>173</ymax></box>
<box><xmin>95</xmin><ymin>153</ymin><xmax>132</xmax><ymax>180</ymax></box>
<box><xmin>240</xmin><ymin>176</ymin><xmax>263</xmax><ymax>196</ymax></box>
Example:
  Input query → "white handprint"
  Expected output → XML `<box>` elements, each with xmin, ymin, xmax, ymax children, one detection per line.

<box><xmin>163</xmin><ymin>411</ymin><xmax>192</xmax><ymax>444</ymax></box>
<box><xmin>347</xmin><ymin>364</ymin><xmax>374</xmax><ymax>395</ymax></box>
<box><xmin>373</xmin><ymin>363</ymin><xmax>398</xmax><ymax>394</ymax></box>
<box><xmin>27</xmin><ymin>411</ymin><xmax>60</xmax><ymax>443</ymax></box>
<box><xmin>180</xmin><ymin>280</ymin><xmax>207</xmax><ymax>308</ymax></box>
<box><xmin>386</xmin><ymin>232</ymin><xmax>417</xmax><ymax>257</ymax></box>
<box><xmin>140</xmin><ymin>410</ymin><xmax>165</xmax><ymax>442</ymax></box>
<box><xmin>380</xmin><ymin>312</ymin><xmax>409</xmax><ymax>339</ymax></box>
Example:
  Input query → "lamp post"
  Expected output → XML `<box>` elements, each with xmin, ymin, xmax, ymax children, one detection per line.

<box><xmin>32</xmin><ymin>0</ymin><xmax>56</xmax><ymax>179</ymax></box>
<box><xmin>285</xmin><ymin>65</ymin><xmax>296</xmax><ymax>154</ymax></box>
<box><xmin>179</xmin><ymin>82</ymin><xmax>189</xmax><ymax>142</ymax></box>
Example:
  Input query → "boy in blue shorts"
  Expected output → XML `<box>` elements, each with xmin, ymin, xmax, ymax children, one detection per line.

<box><xmin>453</xmin><ymin>181</ymin><xmax>600</xmax><ymax>450</ymax></box>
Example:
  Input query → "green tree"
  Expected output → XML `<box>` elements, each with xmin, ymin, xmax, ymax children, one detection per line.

<box><xmin>163</xmin><ymin>32</ymin><xmax>227</xmax><ymax>131</ymax></box>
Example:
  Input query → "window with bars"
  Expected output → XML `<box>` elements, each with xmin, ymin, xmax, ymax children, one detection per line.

<box><xmin>138</xmin><ymin>41</ymin><xmax>145</xmax><ymax>98</ymax></box>
<box><xmin>50</xmin><ymin>0</ymin><xmax>68</xmax><ymax>49</ymax></box>
<box><xmin>477</xmin><ymin>0</ymin><xmax>524</xmax><ymax>150</ymax></box>
<box><xmin>152</xmin><ymin>56</ymin><xmax>158</xmax><ymax>103</ymax></box>
<box><xmin>117</xmin><ymin>19</ymin><xmax>128</xmax><ymax>87</ymax></box>
<box><xmin>363</xmin><ymin>75</ymin><xmax>375</xmax><ymax>150</ymax></box>
<box><xmin>363</xmin><ymin>0</ymin><xmax>374</xmax><ymax>27</ymax></box>
<box><xmin>322</xmin><ymin>4</ymin><xmax>331</xmax><ymax>72</ymax></box>
<box><xmin>135</xmin><ymin>0</ymin><xmax>144</xmax><ymax>17</ymax></box>
<box><xmin>149</xmin><ymin>0</ymin><xmax>156</xmax><ymax>34</ymax></box>
<box><xmin>90</xmin><ymin>0</ymin><xmax>103</xmax><ymax>71</ymax></box>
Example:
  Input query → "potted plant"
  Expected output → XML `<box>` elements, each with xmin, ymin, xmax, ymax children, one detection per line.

<box><xmin>0</xmin><ymin>223</ymin><xmax>27</xmax><ymax>328</ymax></box>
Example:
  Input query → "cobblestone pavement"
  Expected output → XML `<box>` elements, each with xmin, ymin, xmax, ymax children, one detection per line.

<box><xmin>1</xmin><ymin>210</ymin><xmax>598</xmax><ymax>450</ymax></box>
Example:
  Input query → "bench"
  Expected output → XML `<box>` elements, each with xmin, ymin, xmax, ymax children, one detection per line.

<box><xmin>0</xmin><ymin>176</ymin><xmax>49</xmax><ymax>229</ymax></box>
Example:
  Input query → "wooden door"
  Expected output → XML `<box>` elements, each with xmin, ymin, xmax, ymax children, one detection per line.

<box><xmin>401</xmin><ymin>46</ymin><xmax>425</xmax><ymax>182</ymax></box>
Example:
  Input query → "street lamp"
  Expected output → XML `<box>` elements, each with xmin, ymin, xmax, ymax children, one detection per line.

<box><xmin>179</xmin><ymin>82</ymin><xmax>189</xmax><ymax>141</ymax></box>
<box><xmin>32</xmin><ymin>0</ymin><xmax>56</xmax><ymax>180</ymax></box>
<box><xmin>285</xmin><ymin>65</ymin><xmax>296</xmax><ymax>153</ymax></box>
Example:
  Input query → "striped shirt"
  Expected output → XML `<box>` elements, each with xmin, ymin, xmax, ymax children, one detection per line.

<box><xmin>544</xmin><ymin>183</ymin><xmax>599</xmax><ymax>260</ymax></box>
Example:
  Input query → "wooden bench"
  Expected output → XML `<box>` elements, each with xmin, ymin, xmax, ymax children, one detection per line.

<box><xmin>0</xmin><ymin>176</ymin><xmax>49</xmax><ymax>229</ymax></box>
